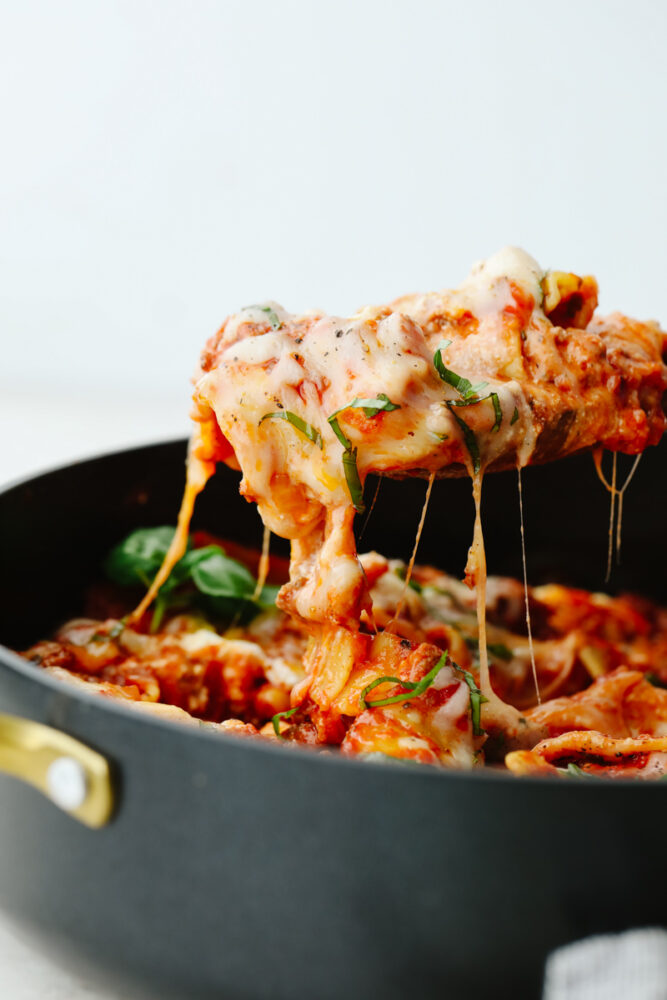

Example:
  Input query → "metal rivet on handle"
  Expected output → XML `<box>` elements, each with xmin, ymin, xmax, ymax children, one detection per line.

<box><xmin>46</xmin><ymin>756</ymin><xmax>88</xmax><ymax>811</ymax></box>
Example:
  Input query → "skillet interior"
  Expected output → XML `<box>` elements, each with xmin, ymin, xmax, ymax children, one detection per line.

<box><xmin>1</xmin><ymin>436</ymin><xmax>664</xmax><ymax>649</ymax></box>
<box><xmin>0</xmin><ymin>438</ymin><xmax>664</xmax><ymax>1000</ymax></box>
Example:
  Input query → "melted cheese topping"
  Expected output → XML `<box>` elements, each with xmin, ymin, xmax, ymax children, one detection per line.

<box><xmin>190</xmin><ymin>247</ymin><xmax>665</xmax><ymax>633</ymax></box>
<box><xmin>134</xmin><ymin>247</ymin><xmax>666</xmax><ymax>740</ymax></box>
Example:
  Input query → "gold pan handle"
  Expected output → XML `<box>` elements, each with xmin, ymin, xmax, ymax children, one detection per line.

<box><xmin>0</xmin><ymin>713</ymin><xmax>113</xmax><ymax>828</ymax></box>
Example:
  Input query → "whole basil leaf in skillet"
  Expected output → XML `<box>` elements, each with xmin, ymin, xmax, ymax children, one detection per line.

<box><xmin>189</xmin><ymin>547</ymin><xmax>266</xmax><ymax>626</ymax></box>
<box><xmin>190</xmin><ymin>549</ymin><xmax>257</xmax><ymax>598</ymax></box>
<box><xmin>103</xmin><ymin>530</ymin><xmax>278</xmax><ymax>631</ymax></box>
<box><xmin>104</xmin><ymin>526</ymin><xmax>186</xmax><ymax>587</ymax></box>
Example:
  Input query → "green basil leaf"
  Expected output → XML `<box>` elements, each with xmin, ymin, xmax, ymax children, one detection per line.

<box><xmin>447</xmin><ymin>407</ymin><xmax>480</xmax><ymax>474</ymax></box>
<box><xmin>394</xmin><ymin>566</ymin><xmax>423</xmax><ymax>593</ymax></box>
<box><xmin>356</xmin><ymin>393</ymin><xmax>401</xmax><ymax>417</ymax></box>
<box><xmin>260</xmin><ymin>411</ymin><xmax>323</xmax><ymax>449</ymax></box>
<box><xmin>361</xmin><ymin>653</ymin><xmax>447</xmax><ymax>709</ymax></box>
<box><xmin>489</xmin><ymin>392</ymin><xmax>502</xmax><ymax>432</ymax></box>
<box><xmin>327</xmin><ymin>414</ymin><xmax>352</xmax><ymax>449</ymax></box>
<box><xmin>104</xmin><ymin>526</ymin><xmax>187</xmax><ymax>587</ymax></box>
<box><xmin>557</xmin><ymin>762</ymin><xmax>595</xmax><ymax>779</ymax></box>
<box><xmin>104</xmin><ymin>529</ymin><xmax>274</xmax><ymax>630</ymax></box>
<box><xmin>342</xmin><ymin>446</ymin><xmax>365</xmax><ymax>514</ymax></box>
<box><xmin>272</xmin><ymin>705</ymin><xmax>299</xmax><ymax>738</ymax></box>
<box><xmin>360</xmin><ymin>674</ymin><xmax>418</xmax><ymax>708</ymax></box>
<box><xmin>244</xmin><ymin>304</ymin><xmax>282</xmax><ymax>329</ymax></box>
<box><xmin>489</xmin><ymin>641</ymin><xmax>512</xmax><ymax>661</ymax></box>
<box><xmin>327</xmin><ymin>416</ymin><xmax>365</xmax><ymax>511</ymax></box>
<box><xmin>258</xmin><ymin>583</ymin><xmax>281</xmax><ymax>607</ymax></box>
<box><xmin>433</xmin><ymin>342</ymin><xmax>488</xmax><ymax>400</ymax></box>
<box><xmin>150</xmin><ymin>593</ymin><xmax>171</xmax><ymax>633</ymax></box>
<box><xmin>464</xmin><ymin>637</ymin><xmax>513</xmax><ymax>662</ymax></box>
<box><xmin>447</xmin><ymin>390</ymin><xmax>502</xmax><ymax>431</ymax></box>
<box><xmin>331</xmin><ymin>393</ymin><xmax>401</xmax><ymax>420</ymax></box>
<box><xmin>190</xmin><ymin>550</ymin><xmax>257</xmax><ymax>599</ymax></box>
<box><xmin>452</xmin><ymin>664</ymin><xmax>488</xmax><ymax>736</ymax></box>
<box><xmin>327</xmin><ymin>397</ymin><xmax>398</xmax><ymax>514</ymax></box>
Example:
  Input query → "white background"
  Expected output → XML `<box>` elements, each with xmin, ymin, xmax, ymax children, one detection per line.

<box><xmin>0</xmin><ymin>1</ymin><xmax>666</xmax><ymax>996</ymax></box>
<box><xmin>2</xmin><ymin>0</ymin><xmax>667</xmax><ymax>483</ymax></box>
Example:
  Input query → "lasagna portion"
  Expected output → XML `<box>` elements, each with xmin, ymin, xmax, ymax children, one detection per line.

<box><xmin>182</xmin><ymin>246</ymin><xmax>666</xmax><ymax>634</ymax></box>
<box><xmin>23</xmin><ymin>247</ymin><xmax>666</xmax><ymax>779</ymax></box>
<box><xmin>127</xmin><ymin>247</ymin><xmax>665</xmax><ymax>754</ymax></box>
<box><xmin>23</xmin><ymin>538</ymin><xmax>667</xmax><ymax>779</ymax></box>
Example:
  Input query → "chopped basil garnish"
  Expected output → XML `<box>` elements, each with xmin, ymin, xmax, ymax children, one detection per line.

<box><xmin>434</xmin><ymin>341</ymin><xmax>488</xmax><ymax>400</ymax></box>
<box><xmin>448</xmin><ymin>409</ymin><xmax>481</xmax><ymax>474</ymax></box>
<box><xmin>557</xmin><ymin>762</ymin><xmax>593</xmax><ymax>778</ymax></box>
<box><xmin>91</xmin><ymin>619</ymin><xmax>126</xmax><ymax>642</ymax></box>
<box><xmin>328</xmin><ymin>414</ymin><xmax>352</xmax><ymax>449</ymax></box>
<box><xmin>104</xmin><ymin>528</ymin><xmax>278</xmax><ymax>632</ymax></box>
<box><xmin>332</xmin><ymin>394</ymin><xmax>401</xmax><ymax>418</ymax></box>
<box><xmin>488</xmin><ymin>641</ymin><xmax>512</xmax><ymax>661</ymax></box>
<box><xmin>555</xmin><ymin>762</ymin><xmax>596</xmax><ymax>778</ymax></box>
<box><xmin>260</xmin><ymin>411</ymin><xmax>323</xmax><ymax>449</ymax></box>
<box><xmin>244</xmin><ymin>304</ymin><xmax>282</xmax><ymax>329</ymax></box>
<box><xmin>489</xmin><ymin>392</ymin><xmax>502</xmax><ymax>432</ymax></box>
<box><xmin>327</xmin><ymin>395</ymin><xmax>400</xmax><ymax>514</ymax></box>
<box><xmin>433</xmin><ymin>342</ymin><xmax>504</xmax><ymax>466</ymax></box>
<box><xmin>341</xmin><ymin>445</ymin><xmax>365</xmax><ymax>513</ymax></box>
<box><xmin>395</xmin><ymin>566</ymin><xmax>423</xmax><ymax>593</ymax></box>
<box><xmin>327</xmin><ymin>415</ymin><xmax>363</xmax><ymax>511</ymax></box>
<box><xmin>511</xmin><ymin>406</ymin><xmax>520</xmax><ymax>425</ymax></box>
<box><xmin>646</xmin><ymin>673</ymin><xmax>667</xmax><ymax>689</ymax></box>
<box><xmin>448</xmin><ymin>390</ymin><xmax>502</xmax><ymax>432</ymax></box>
<box><xmin>452</xmin><ymin>664</ymin><xmax>488</xmax><ymax>736</ymax></box>
<box><xmin>271</xmin><ymin>705</ymin><xmax>299</xmax><ymax>738</ymax></box>
<box><xmin>360</xmin><ymin>653</ymin><xmax>446</xmax><ymax>709</ymax></box>
<box><xmin>464</xmin><ymin>637</ymin><xmax>513</xmax><ymax>662</ymax></box>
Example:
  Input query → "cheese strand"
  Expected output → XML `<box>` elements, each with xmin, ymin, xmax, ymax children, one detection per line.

<box><xmin>615</xmin><ymin>454</ymin><xmax>642</xmax><ymax>564</ymax></box>
<box><xmin>517</xmin><ymin>466</ymin><xmax>540</xmax><ymax>704</ymax></box>
<box><xmin>129</xmin><ymin>436</ymin><xmax>213</xmax><ymax>624</ymax></box>
<box><xmin>253</xmin><ymin>523</ymin><xmax>271</xmax><ymax>600</ymax></box>
<box><xmin>605</xmin><ymin>452</ymin><xmax>618</xmax><ymax>583</ymax></box>
<box><xmin>593</xmin><ymin>449</ymin><xmax>642</xmax><ymax>577</ymax></box>
<box><xmin>358</xmin><ymin>476</ymin><xmax>383</xmax><ymax>543</ymax></box>
<box><xmin>391</xmin><ymin>472</ymin><xmax>435</xmax><ymax>628</ymax></box>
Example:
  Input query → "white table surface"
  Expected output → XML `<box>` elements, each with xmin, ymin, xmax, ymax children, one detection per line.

<box><xmin>0</xmin><ymin>387</ymin><xmax>189</xmax><ymax>999</ymax></box>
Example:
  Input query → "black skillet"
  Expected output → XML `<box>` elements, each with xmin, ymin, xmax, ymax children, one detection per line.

<box><xmin>0</xmin><ymin>438</ymin><xmax>665</xmax><ymax>1000</ymax></box>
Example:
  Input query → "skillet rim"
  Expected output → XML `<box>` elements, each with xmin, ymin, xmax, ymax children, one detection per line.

<box><xmin>1</xmin><ymin>436</ymin><xmax>665</xmax><ymax>794</ymax></box>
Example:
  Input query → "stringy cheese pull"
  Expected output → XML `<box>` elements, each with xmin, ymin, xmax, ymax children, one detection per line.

<box><xmin>188</xmin><ymin>247</ymin><xmax>665</xmax><ymax>630</ymax></box>
<box><xmin>131</xmin><ymin>248</ymin><xmax>666</xmax><ymax>753</ymax></box>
